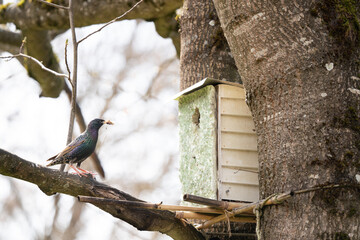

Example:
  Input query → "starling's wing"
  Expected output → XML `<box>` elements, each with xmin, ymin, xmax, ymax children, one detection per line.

<box><xmin>56</xmin><ymin>138</ymin><xmax>87</xmax><ymax>159</ymax></box>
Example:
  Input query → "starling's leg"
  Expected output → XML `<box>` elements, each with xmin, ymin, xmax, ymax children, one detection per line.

<box><xmin>77</xmin><ymin>167</ymin><xmax>97</xmax><ymax>177</ymax></box>
<box><xmin>69</xmin><ymin>165</ymin><xmax>87</xmax><ymax>176</ymax></box>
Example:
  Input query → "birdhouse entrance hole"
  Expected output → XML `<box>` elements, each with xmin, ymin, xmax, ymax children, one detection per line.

<box><xmin>192</xmin><ymin>108</ymin><xmax>200</xmax><ymax>126</ymax></box>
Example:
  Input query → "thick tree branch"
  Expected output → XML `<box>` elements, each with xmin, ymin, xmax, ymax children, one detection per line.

<box><xmin>153</xmin><ymin>12</ymin><xmax>180</xmax><ymax>56</ymax></box>
<box><xmin>0</xmin><ymin>149</ymin><xmax>205</xmax><ymax>240</ymax></box>
<box><xmin>0</xmin><ymin>0</ymin><xmax>182</xmax><ymax>30</ymax></box>
<box><xmin>0</xmin><ymin>28</ymin><xmax>22</xmax><ymax>46</ymax></box>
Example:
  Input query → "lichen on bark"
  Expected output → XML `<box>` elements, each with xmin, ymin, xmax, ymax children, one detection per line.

<box><xmin>315</xmin><ymin>0</ymin><xmax>360</xmax><ymax>54</ymax></box>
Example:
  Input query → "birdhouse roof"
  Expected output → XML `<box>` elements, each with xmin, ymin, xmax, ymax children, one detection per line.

<box><xmin>173</xmin><ymin>77</ymin><xmax>243</xmax><ymax>100</ymax></box>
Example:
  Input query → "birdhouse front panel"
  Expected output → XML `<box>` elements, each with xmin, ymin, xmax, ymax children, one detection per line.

<box><xmin>217</xmin><ymin>84</ymin><xmax>259</xmax><ymax>202</ymax></box>
<box><xmin>178</xmin><ymin>85</ymin><xmax>218</xmax><ymax>201</ymax></box>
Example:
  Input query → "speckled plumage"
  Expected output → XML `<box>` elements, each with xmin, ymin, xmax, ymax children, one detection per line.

<box><xmin>46</xmin><ymin>119</ymin><xmax>113</xmax><ymax>173</ymax></box>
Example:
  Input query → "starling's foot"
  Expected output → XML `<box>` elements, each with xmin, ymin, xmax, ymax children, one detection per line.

<box><xmin>70</xmin><ymin>171</ymin><xmax>87</xmax><ymax>177</ymax></box>
<box><xmin>70</xmin><ymin>172</ymin><xmax>95</xmax><ymax>179</ymax></box>
<box><xmin>69</xmin><ymin>165</ymin><xmax>90</xmax><ymax>177</ymax></box>
<box><xmin>77</xmin><ymin>167</ymin><xmax>97</xmax><ymax>178</ymax></box>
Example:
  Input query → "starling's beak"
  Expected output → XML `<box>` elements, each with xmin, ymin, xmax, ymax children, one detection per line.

<box><xmin>104</xmin><ymin>120</ymin><xmax>114</xmax><ymax>125</ymax></box>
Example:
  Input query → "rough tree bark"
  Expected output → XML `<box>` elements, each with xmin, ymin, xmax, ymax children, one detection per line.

<box><xmin>0</xmin><ymin>149</ymin><xmax>205</xmax><ymax>240</ymax></box>
<box><xmin>179</xmin><ymin>0</ymin><xmax>240</xmax><ymax>90</ymax></box>
<box><xmin>213</xmin><ymin>0</ymin><xmax>360</xmax><ymax>239</ymax></box>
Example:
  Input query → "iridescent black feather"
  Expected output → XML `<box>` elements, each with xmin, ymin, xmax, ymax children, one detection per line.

<box><xmin>47</xmin><ymin>118</ymin><xmax>112</xmax><ymax>168</ymax></box>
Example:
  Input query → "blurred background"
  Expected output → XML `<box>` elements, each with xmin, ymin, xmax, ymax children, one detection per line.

<box><xmin>0</xmin><ymin>17</ymin><xmax>181</xmax><ymax>240</ymax></box>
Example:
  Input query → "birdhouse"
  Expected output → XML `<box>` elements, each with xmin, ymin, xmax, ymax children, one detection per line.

<box><xmin>175</xmin><ymin>78</ymin><xmax>259</xmax><ymax>203</ymax></box>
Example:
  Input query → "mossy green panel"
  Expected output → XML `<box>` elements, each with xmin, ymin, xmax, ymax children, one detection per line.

<box><xmin>178</xmin><ymin>85</ymin><xmax>217</xmax><ymax>200</ymax></box>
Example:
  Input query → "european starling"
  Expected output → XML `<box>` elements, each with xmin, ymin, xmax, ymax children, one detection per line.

<box><xmin>46</xmin><ymin>118</ymin><xmax>113</xmax><ymax>176</ymax></box>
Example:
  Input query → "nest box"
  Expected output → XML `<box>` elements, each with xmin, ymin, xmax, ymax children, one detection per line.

<box><xmin>175</xmin><ymin>78</ymin><xmax>259</xmax><ymax>202</ymax></box>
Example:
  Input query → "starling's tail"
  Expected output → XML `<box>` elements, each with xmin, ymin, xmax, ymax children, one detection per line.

<box><xmin>46</xmin><ymin>155</ymin><xmax>56</xmax><ymax>161</ymax></box>
<box><xmin>46</xmin><ymin>155</ymin><xmax>56</xmax><ymax>166</ymax></box>
<box><xmin>46</xmin><ymin>161</ymin><xmax>57</xmax><ymax>167</ymax></box>
<box><xmin>46</xmin><ymin>156</ymin><xmax>63</xmax><ymax>167</ymax></box>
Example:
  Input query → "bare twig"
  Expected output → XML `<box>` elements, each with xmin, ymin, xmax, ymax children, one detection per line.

<box><xmin>175</xmin><ymin>212</ymin><xmax>256</xmax><ymax>223</ymax></box>
<box><xmin>62</xmin><ymin>0</ymin><xmax>78</xmax><ymax>174</ymax></box>
<box><xmin>78</xmin><ymin>196</ymin><xmax>229</xmax><ymax>214</ymax></box>
<box><xmin>183</xmin><ymin>194</ymin><xmax>248</xmax><ymax>210</ymax></box>
<box><xmin>19</xmin><ymin>37</ymin><xmax>26</xmax><ymax>53</ymax></box>
<box><xmin>66</xmin><ymin>0</ymin><xmax>78</xmax><ymax>142</ymax></box>
<box><xmin>77</xmin><ymin>0</ymin><xmax>144</xmax><ymax>44</ymax></box>
<box><xmin>54</xmin><ymin>2</ymin><xmax>81</xmax><ymax>238</ymax></box>
<box><xmin>0</xmin><ymin>53</ymin><xmax>68</xmax><ymax>78</ymax></box>
<box><xmin>64</xmin><ymin>39</ymin><xmax>71</xmax><ymax>81</ymax></box>
<box><xmin>35</xmin><ymin>0</ymin><xmax>69</xmax><ymax>10</ymax></box>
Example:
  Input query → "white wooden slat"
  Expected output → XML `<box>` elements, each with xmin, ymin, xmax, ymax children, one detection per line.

<box><xmin>219</xmin><ymin>166</ymin><xmax>259</xmax><ymax>186</ymax></box>
<box><xmin>220</xmin><ymin>149</ymin><xmax>258</xmax><ymax>169</ymax></box>
<box><xmin>219</xmin><ymin>98</ymin><xmax>252</xmax><ymax>116</ymax></box>
<box><xmin>220</xmin><ymin>115</ymin><xmax>255</xmax><ymax>133</ymax></box>
<box><xmin>218</xmin><ymin>182</ymin><xmax>259</xmax><ymax>202</ymax></box>
<box><xmin>218</xmin><ymin>84</ymin><xmax>246</xmax><ymax>99</ymax></box>
<box><xmin>221</xmin><ymin>132</ymin><xmax>258</xmax><ymax>151</ymax></box>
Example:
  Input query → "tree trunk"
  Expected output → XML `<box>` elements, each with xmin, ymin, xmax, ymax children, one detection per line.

<box><xmin>213</xmin><ymin>0</ymin><xmax>360</xmax><ymax>239</ymax></box>
<box><xmin>179</xmin><ymin>1</ymin><xmax>254</xmax><ymax>239</ymax></box>
<box><xmin>179</xmin><ymin>0</ymin><xmax>240</xmax><ymax>90</ymax></box>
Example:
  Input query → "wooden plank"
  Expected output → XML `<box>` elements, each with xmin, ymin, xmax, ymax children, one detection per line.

<box><xmin>221</xmin><ymin>132</ymin><xmax>258</xmax><ymax>151</ymax></box>
<box><xmin>219</xmin><ymin>98</ymin><xmax>251</xmax><ymax>116</ymax></box>
<box><xmin>220</xmin><ymin>115</ymin><xmax>255</xmax><ymax>133</ymax></box>
<box><xmin>218</xmin><ymin>182</ymin><xmax>259</xmax><ymax>202</ymax></box>
<box><xmin>219</xmin><ymin>166</ymin><xmax>259</xmax><ymax>186</ymax></box>
<box><xmin>183</xmin><ymin>194</ymin><xmax>248</xmax><ymax>209</ymax></box>
<box><xmin>216</xmin><ymin>84</ymin><xmax>259</xmax><ymax>203</ymax></box>
<box><xmin>218</xmin><ymin>84</ymin><xmax>246</xmax><ymax>99</ymax></box>
<box><xmin>219</xmin><ymin>149</ymin><xmax>258</xmax><ymax>169</ymax></box>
